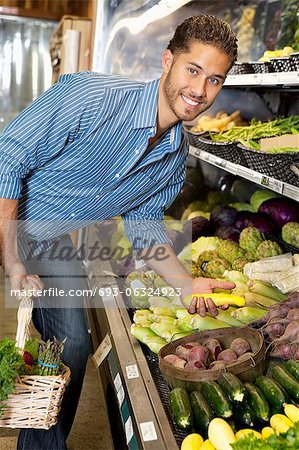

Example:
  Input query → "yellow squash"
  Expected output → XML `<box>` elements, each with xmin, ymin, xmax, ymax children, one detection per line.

<box><xmin>208</xmin><ymin>418</ymin><xmax>236</xmax><ymax>450</ymax></box>
<box><xmin>181</xmin><ymin>433</ymin><xmax>204</xmax><ymax>450</ymax></box>
<box><xmin>284</xmin><ymin>404</ymin><xmax>299</xmax><ymax>423</ymax></box>
<box><xmin>235</xmin><ymin>429</ymin><xmax>262</xmax><ymax>440</ymax></box>
<box><xmin>261</xmin><ymin>427</ymin><xmax>274</xmax><ymax>439</ymax></box>
<box><xmin>183</xmin><ymin>293</ymin><xmax>245</xmax><ymax>308</ymax></box>
<box><xmin>270</xmin><ymin>414</ymin><xmax>294</xmax><ymax>434</ymax></box>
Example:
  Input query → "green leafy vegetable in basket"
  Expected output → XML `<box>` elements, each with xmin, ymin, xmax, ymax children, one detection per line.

<box><xmin>210</xmin><ymin>115</ymin><xmax>299</xmax><ymax>150</ymax></box>
<box><xmin>0</xmin><ymin>338</ymin><xmax>25</xmax><ymax>417</ymax></box>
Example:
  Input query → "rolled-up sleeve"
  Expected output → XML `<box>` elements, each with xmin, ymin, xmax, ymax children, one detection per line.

<box><xmin>122</xmin><ymin>162</ymin><xmax>186</xmax><ymax>252</ymax></box>
<box><xmin>0</xmin><ymin>73</ymin><xmax>98</xmax><ymax>199</ymax></box>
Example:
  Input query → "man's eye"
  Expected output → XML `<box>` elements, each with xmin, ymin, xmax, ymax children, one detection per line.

<box><xmin>209</xmin><ymin>77</ymin><xmax>220</xmax><ymax>85</ymax></box>
<box><xmin>188</xmin><ymin>68</ymin><xmax>198</xmax><ymax>75</ymax></box>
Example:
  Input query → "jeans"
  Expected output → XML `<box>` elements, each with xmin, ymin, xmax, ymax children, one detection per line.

<box><xmin>17</xmin><ymin>235</ymin><xmax>91</xmax><ymax>450</ymax></box>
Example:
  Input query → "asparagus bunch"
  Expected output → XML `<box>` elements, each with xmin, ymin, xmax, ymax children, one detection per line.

<box><xmin>38</xmin><ymin>337</ymin><xmax>67</xmax><ymax>376</ymax></box>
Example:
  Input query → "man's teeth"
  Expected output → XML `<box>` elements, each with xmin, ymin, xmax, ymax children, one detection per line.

<box><xmin>182</xmin><ymin>95</ymin><xmax>199</xmax><ymax>106</ymax></box>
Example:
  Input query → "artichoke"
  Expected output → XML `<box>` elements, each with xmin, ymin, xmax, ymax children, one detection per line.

<box><xmin>282</xmin><ymin>222</ymin><xmax>299</xmax><ymax>248</ymax></box>
<box><xmin>203</xmin><ymin>258</ymin><xmax>231</xmax><ymax>278</ymax></box>
<box><xmin>218</xmin><ymin>240</ymin><xmax>245</xmax><ymax>264</ymax></box>
<box><xmin>191</xmin><ymin>263</ymin><xmax>204</xmax><ymax>278</ymax></box>
<box><xmin>232</xmin><ymin>257</ymin><xmax>252</xmax><ymax>271</ymax></box>
<box><xmin>239</xmin><ymin>226</ymin><xmax>264</xmax><ymax>252</ymax></box>
<box><xmin>256</xmin><ymin>240</ymin><xmax>283</xmax><ymax>259</ymax></box>
<box><xmin>197</xmin><ymin>250</ymin><xmax>219</xmax><ymax>267</ymax></box>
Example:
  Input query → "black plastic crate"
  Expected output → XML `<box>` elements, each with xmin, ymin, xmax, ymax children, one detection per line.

<box><xmin>238</xmin><ymin>143</ymin><xmax>299</xmax><ymax>187</ymax></box>
<box><xmin>188</xmin><ymin>132</ymin><xmax>247</xmax><ymax>166</ymax></box>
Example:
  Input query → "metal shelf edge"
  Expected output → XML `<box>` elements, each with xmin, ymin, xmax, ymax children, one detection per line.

<box><xmin>189</xmin><ymin>145</ymin><xmax>299</xmax><ymax>201</ymax></box>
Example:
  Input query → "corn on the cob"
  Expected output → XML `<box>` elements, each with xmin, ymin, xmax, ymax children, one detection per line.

<box><xmin>231</xmin><ymin>306</ymin><xmax>267</xmax><ymax>324</ymax></box>
<box><xmin>244</xmin><ymin>292</ymin><xmax>278</xmax><ymax>307</ymax></box>
<box><xmin>274</xmin><ymin>265</ymin><xmax>299</xmax><ymax>293</ymax></box>
<box><xmin>247</xmin><ymin>280</ymin><xmax>286</xmax><ymax>302</ymax></box>
<box><xmin>150</xmin><ymin>307</ymin><xmax>176</xmax><ymax>317</ymax></box>
<box><xmin>191</xmin><ymin>315</ymin><xmax>231</xmax><ymax>331</ymax></box>
<box><xmin>212</xmin><ymin>309</ymin><xmax>244</xmax><ymax>327</ymax></box>
<box><xmin>244</xmin><ymin>253</ymin><xmax>293</xmax><ymax>276</ymax></box>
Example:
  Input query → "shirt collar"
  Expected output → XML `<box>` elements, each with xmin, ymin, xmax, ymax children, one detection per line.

<box><xmin>133</xmin><ymin>77</ymin><xmax>183</xmax><ymax>150</ymax></box>
<box><xmin>133</xmin><ymin>78</ymin><xmax>160</xmax><ymax>129</ymax></box>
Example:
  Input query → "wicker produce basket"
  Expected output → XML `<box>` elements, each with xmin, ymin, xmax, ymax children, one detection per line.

<box><xmin>0</xmin><ymin>298</ymin><xmax>70</xmax><ymax>429</ymax></box>
<box><xmin>159</xmin><ymin>327</ymin><xmax>265</xmax><ymax>392</ymax></box>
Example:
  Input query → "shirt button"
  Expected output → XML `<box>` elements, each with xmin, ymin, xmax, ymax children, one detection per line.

<box><xmin>115</xmin><ymin>173</ymin><xmax>120</xmax><ymax>178</ymax></box>
<box><xmin>135</xmin><ymin>149</ymin><xmax>140</xmax><ymax>155</ymax></box>
<box><xmin>150</xmin><ymin>127</ymin><xmax>154</xmax><ymax>133</ymax></box>
<box><xmin>70</xmin><ymin>213</ymin><xmax>76</xmax><ymax>217</ymax></box>
<box><xmin>96</xmin><ymin>195</ymin><xmax>101</xmax><ymax>199</ymax></box>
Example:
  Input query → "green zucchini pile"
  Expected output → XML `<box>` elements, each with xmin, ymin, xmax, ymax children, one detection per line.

<box><xmin>169</xmin><ymin>360</ymin><xmax>299</xmax><ymax>437</ymax></box>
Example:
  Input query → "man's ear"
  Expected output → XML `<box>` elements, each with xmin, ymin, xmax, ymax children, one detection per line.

<box><xmin>162</xmin><ymin>49</ymin><xmax>174</xmax><ymax>74</ymax></box>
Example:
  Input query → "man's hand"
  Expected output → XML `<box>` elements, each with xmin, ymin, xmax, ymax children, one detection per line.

<box><xmin>6</xmin><ymin>261</ymin><xmax>43</xmax><ymax>299</ymax></box>
<box><xmin>180</xmin><ymin>276</ymin><xmax>235</xmax><ymax>317</ymax></box>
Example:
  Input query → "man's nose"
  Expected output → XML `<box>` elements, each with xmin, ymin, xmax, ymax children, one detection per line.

<box><xmin>191</xmin><ymin>77</ymin><xmax>206</xmax><ymax>98</ymax></box>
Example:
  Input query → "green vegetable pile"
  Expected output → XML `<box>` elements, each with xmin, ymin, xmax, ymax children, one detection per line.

<box><xmin>0</xmin><ymin>338</ymin><xmax>25</xmax><ymax>417</ymax></box>
<box><xmin>210</xmin><ymin>115</ymin><xmax>299</xmax><ymax>151</ymax></box>
<box><xmin>232</xmin><ymin>420</ymin><xmax>299</xmax><ymax>449</ymax></box>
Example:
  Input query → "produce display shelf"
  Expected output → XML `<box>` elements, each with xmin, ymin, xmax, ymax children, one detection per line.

<box><xmin>224</xmin><ymin>72</ymin><xmax>299</xmax><ymax>87</ymax></box>
<box><xmin>189</xmin><ymin>145</ymin><xmax>299</xmax><ymax>202</ymax></box>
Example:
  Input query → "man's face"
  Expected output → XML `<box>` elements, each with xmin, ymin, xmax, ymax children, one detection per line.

<box><xmin>162</xmin><ymin>41</ymin><xmax>232</xmax><ymax>122</ymax></box>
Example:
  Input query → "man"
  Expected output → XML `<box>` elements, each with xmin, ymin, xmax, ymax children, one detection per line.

<box><xmin>0</xmin><ymin>15</ymin><xmax>237</xmax><ymax>450</ymax></box>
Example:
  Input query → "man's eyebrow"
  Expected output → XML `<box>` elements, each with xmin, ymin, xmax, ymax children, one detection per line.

<box><xmin>188</xmin><ymin>61</ymin><xmax>226</xmax><ymax>80</ymax></box>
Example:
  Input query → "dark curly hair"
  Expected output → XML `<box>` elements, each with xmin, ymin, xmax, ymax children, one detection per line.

<box><xmin>167</xmin><ymin>15</ymin><xmax>238</xmax><ymax>65</ymax></box>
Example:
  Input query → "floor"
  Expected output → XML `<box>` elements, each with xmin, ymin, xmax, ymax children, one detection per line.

<box><xmin>0</xmin><ymin>270</ymin><xmax>114</xmax><ymax>450</ymax></box>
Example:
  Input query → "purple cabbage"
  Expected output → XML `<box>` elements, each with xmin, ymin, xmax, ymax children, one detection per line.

<box><xmin>183</xmin><ymin>216</ymin><xmax>211</xmax><ymax>242</ymax></box>
<box><xmin>210</xmin><ymin>205</ymin><xmax>238</xmax><ymax>228</ymax></box>
<box><xmin>234</xmin><ymin>211</ymin><xmax>276</xmax><ymax>235</ymax></box>
<box><xmin>258</xmin><ymin>198</ymin><xmax>299</xmax><ymax>229</ymax></box>
<box><xmin>215</xmin><ymin>226</ymin><xmax>240</xmax><ymax>242</ymax></box>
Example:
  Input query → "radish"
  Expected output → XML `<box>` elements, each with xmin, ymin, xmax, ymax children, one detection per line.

<box><xmin>163</xmin><ymin>354</ymin><xmax>186</xmax><ymax>368</ymax></box>
<box><xmin>230</xmin><ymin>338</ymin><xmax>251</xmax><ymax>357</ymax></box>
<box><xmin>202</xmin><ymin>338</ymin><xmax>222</xmax><ymax>360</ymax></box>
<box><xmin>185</xmin><ymin>360</ymin><xmax>206</xmax><ymax>370</ymax></box>
<box><xmin>187</xmin><ymin>345</ymin><xmax>209</xmax><ymax>364</ymax></box>
<box><xmin>175</xmin><ymin>342</ymin><xmax>201</xmax><ymax>360</ymax></box>
<box><xmin>217</xmin><ymin>349</ymin><xmax>238</xmax><ymax>362</ymax></box>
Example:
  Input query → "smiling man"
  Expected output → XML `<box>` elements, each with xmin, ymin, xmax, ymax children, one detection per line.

<box><xmin>0</xmin><ymin>14</ymin><xmax>238</xmax><ymax>450</ymax></box>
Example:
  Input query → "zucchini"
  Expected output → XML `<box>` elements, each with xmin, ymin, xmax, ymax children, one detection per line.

<box><xmin>256</xmin><ymin>376</ymin><xmax>288</xmax><ymax>411</ymax></box>
<box><xmin>285</xmin><ymin>360</ymin><xmax>299</xmax><ymax>382</ymax></box>
<box><xmin>169</xmin><ymin>388</ymin><xmax>193</xmax><ymax>430</ymax></box>
<box><xmin>272</xmin><ymin>365</ymin><xmax>299</xmax><ymax>401</ymax></box>
<box><xmin>244</xmin><ymin>383</ymin><xmax>270</xmax><ymax>422</ymax></box>
<box><xmin>201</xmin><ymin>381</ymin><xmax>232</xmax><ymax>418</ymax></box>
<box><xmin>190</xmin><ymin>391</ymin><xmax>214</xmax><ymax>435</ymax></box>
<box><xmin>218</xmin><ymin>372</ymin><xmax>245</xmax><ymax>403</ymax></box>
<box><xmin>233</xmin><ymin>402</ymin><xmax>256</xmax><ymax>428</ymax></box>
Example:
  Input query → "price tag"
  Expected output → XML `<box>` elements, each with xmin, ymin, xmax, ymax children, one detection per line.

<box><xmin>260</xmin><ymin>175</ymin><xmax>270</xmax><ymax>187</ymax></box>
<box><xmin>194</xmin><ymin>148</ymin><xmax>201</xmax><ymax>157</ymax></box>
<box><xmin>117</xmin><ymin>384</ymin><xmax>125</xmax><ymax>407</ymax></box>
<box><xmin>125</xmin><ymin>416</ymin><xmax>134</xmax><ymax>444</ymax></box>
<box><xmin>92</xmin><ymin>334</ymin><xmax>112</xmax><ymax>367</ymax></box>
<box><xmin>126</xmin><ymin>364</ymin><xmax>139</xmax><ymax>379</ymax></box>
<box><xmin>213</xmin><ymin>156</ymin><xmax>227</xmax><ymax>169</ymax></box>
<box><xmin>140</xmin><ymin>421</ymin><xmax>158</xmax><ymax>442</ymax></box>
<box><xmin>272</xmin><ymin>179</ymin><xmax>284</xmax><ymax>194</ymax></box>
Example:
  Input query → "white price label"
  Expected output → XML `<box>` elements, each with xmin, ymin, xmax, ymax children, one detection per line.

<box><xmin>117</xmin><ymin>384</ymin><xmax>125</xmax><ymax>408</ymax></box>
<box><xmin>213</xmin><ymin>156</ymin><xmax>227</xmax><ymax>168</ymax></box>
<box><xmin>125</xmin><ymin>416</ymin><xmax>134</xmax><ymax>444</ymax></box>
<box><xmin>114</xmin><ymin>373</ymin><xmax>122</xmax><ymax>392</ymax></box>
<box><xmin>92</xmin><ymin>334</ymin><xmax>112</xmax><ymax>367</ymax></box>
<box><xmin>126</xmin><ymin>364</ymin><xmax>139</xmax><ymax>380</ymax></box>
<box><xmin>272</xmin><ymin>179</ymin><xmax>284</xmax><ymax>194</ymax></box>
<box><xmin>140</xmin><ymin>421</ymin><xmax>158</xmax><ymax>442</ymax></box>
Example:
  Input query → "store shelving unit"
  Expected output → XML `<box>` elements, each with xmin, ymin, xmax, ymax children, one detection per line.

<box><xmin>189</xmin><ymin>146</ymin><xmax>299</xmax><ymax>201</ymax></box>
<box><xmin>224</xmin><ymin>72</ymin><xmax>299</xmax><ymax>88</ymax></box>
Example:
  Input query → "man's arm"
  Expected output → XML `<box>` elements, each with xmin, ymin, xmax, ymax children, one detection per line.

<box><xmin>0</xmin><ymin>198</ymin><xmax>43</xmax><ymax>295</ymax></box>
<box><xmin>139</xmin><ymin>243</ymin><xmax>234</xmax><ymax>316</ymax></box>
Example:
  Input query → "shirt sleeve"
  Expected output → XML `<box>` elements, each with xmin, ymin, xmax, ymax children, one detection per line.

<box><xmin>122</xmin><ymin>162</ymin><xmax>186</xmax><ymax>252</ymax></box>
<box><xmin>0</xmin><ymin>73</ymin><xmax>104</xmax><ymax>199</ymax></box>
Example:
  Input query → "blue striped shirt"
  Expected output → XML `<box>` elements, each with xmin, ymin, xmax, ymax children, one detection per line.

<box><xmin>0</xmin><ymin>71</ymin><xmax>188</xmax><ymax>250</ymax></box>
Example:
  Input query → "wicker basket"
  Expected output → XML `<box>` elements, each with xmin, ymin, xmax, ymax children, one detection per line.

<box><xmin>238</xmin><ymin>144</ymin><xmax>299</xmax><ymax>187</ymax></box>
<box><xmin>188</xmin><ymin>132</ymin><xmax>246</xmax><ymax>166</ymax></box>
<box><xmin>0</xmin><ymin>298</ymin><xmax>70</xmax><ymax>429</ymax></box>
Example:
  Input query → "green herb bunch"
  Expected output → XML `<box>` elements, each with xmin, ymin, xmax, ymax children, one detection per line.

<box><xmin>0</xmin><ymin>338</ymin><xmax>25</xmax><ymax>417</ymax></box>
<box><xmin>232</xmin><ymin>421</ymin><xmax>299</xmax><ymax>450</ymax></box>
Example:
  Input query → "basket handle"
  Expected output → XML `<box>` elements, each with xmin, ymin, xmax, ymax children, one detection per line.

<box><xmin>16</xmin><ymin>296</ymin><xmax>33</xmax><ymax>353</ymax></box>
<box><xmin>290</xmin><ymin>162</ymin><xmax>299</xmax><ymax>178</ymax></box>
